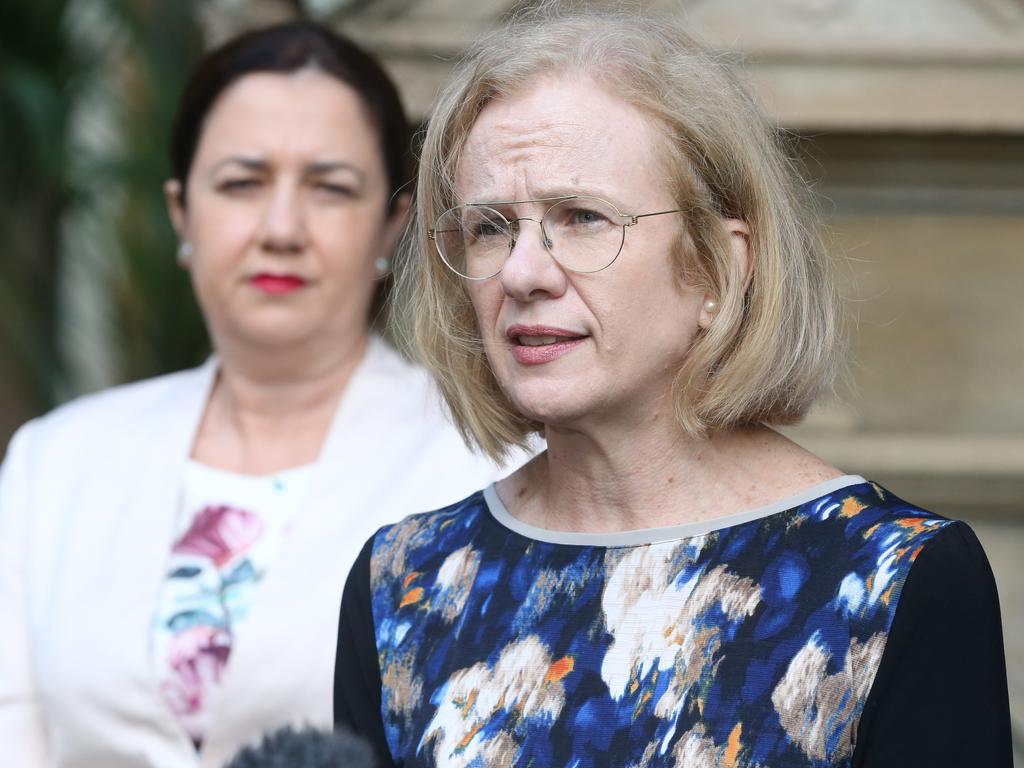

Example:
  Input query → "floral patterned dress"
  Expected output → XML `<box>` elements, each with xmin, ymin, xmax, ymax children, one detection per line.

<box><xmin>153</xmin><ymin>460</ymin><xmax>314</xmax><ymax>746</ymax></box>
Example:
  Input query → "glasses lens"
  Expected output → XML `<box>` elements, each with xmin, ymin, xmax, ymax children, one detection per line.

<box><xmin>434</xmin><ymin>205</ymin><xmax>511</xmax><ymax>279</ymax></box>
<box><xmin>542</xmin><ymin>196</ymin><xmax>628</xmax><ymax>273</ymax></box>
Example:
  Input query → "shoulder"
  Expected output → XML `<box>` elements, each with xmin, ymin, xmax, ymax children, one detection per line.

<box><xmin>359</xmin><ymin>335</ymin><xmax>434</xmax><ymax>402</ymax></box>
<box><xmin>368</xmin><ymin>490</ymin><xmax>491</xmax><ymax>587</ymax></box>
<box><xmin>792</xmin><ymin>480</ymin><xmax>1001</xmax><ymax>674</ymax></box>
<box><xmin>352</xmin><ymin>338</ymin><xmax>460</xmax><ymax>446</ymax></box>
<box><xmin>850</xmin><ymin>512</ymin><xmax>1010</xmax><ymax>765</ymax></box>
<box><xmin>358</xmin><ymin>337</ymin><xmax>470</xmax><ymax>439</ymax></box>
<box><xmin>804</xmin><ymin>479</ymin><xmax>954</xmax><ymax>550</ymax></box>
<box><xmin>19</xmin><ymin>364</ymin><xmax>209</xmax><ymax>441</ymax></box>
<box><xmin>812</xmin><ymin>481</ymin><xmax>961</xmax><ymax>604</ymax></box>
<box><xmin>830</xmin><ymin>482</ymin><xmax>998</xmax><ymax>636</ymax></box>
<box><xmin>353</xmin><ymin>338</ymin><xmax>529</xmax><ymax>490</ymax></box>
<box><xmin>890</xmin><ymin>517</ymin><xmax>999</xmax><ymax>621</ymax></box>
<box><xmin>823</xmin><ymin>481</ymin><xmax>1000</xmax><ymax>611</ymax></box>
<box><xmin>3</xmin><ymin>363</ymin><xmax>213</xmax><ymax>464</ymax></box>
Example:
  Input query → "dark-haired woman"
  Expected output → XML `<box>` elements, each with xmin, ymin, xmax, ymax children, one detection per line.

<box><xmin>0</xmin><ymin>22</ymin><xmax>516</xmax><ymax>767</ymax></box>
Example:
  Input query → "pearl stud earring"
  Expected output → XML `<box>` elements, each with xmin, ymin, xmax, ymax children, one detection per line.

<box><xmin>703</xmin><ymin>298</ymin><xmax>719</xmax><ymax>313</ymax></box>
<box><xmin>176</xmin><ymin>242</ymin><xmax>193</xmax><ymax>265</ymax></box>
<box><xmin>374</xmin><ymin>257</ymin><xmax>390</xmax><ymax>276</ymax></box>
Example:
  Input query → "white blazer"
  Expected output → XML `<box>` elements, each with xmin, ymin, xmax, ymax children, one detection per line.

<box><xmin>0</xmin><ymin>336</ymin><xmax>517</xmax><ymax>767</ymax></box>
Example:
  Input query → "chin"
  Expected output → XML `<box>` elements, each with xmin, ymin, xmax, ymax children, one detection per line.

<box><xmin>227</xmin><ymin>314</ymin><xmax>321</xmax><ymax>350</ymax></box>
<box><xmin>505</xmin><ymin>380</ymin><xmax>598</xmax><ymax>430</ymax></box>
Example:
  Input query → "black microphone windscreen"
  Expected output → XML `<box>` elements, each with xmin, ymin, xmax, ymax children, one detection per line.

<box><xmin>223</xmin><ymin>724</ymin><xmax>376</xmax><ymax>768</ymax></box>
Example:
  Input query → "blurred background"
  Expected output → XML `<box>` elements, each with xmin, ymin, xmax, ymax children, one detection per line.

<box><xmin>2</xmin><ymin>0</ymin><xmax>1021</xmax><ymax>759</ymax></box>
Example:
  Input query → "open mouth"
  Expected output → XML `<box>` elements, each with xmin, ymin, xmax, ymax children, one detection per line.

<box><xmin>506</xmin><ymin>325</ymin><xmax>588</xmax><ymax>364</ymax></box>
<box><xmin>515</xmin><ymin>334</ymin><xmax>584</xmax><ymax>347</ymax></box>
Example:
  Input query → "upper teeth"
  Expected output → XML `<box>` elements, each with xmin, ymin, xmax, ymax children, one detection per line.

<box><xmin>519</xmin><ymin>335</ymin><xmax>559</xmax><ymax>346</ymax></box>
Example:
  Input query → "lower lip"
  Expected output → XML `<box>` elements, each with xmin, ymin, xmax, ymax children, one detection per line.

<box><xmin>511</xmin><ymin>337</ymin><xmax>587</xmax><ymax>365</ymax></box>
<box><xmin>250</xmin><ymin>275</ymin><xmax>307</xmax><ymax>295</ymax></box>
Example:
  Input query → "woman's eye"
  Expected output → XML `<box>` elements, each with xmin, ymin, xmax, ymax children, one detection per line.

<box><xmin>573</xmin><ymin>209</ymin><xmax>606</xmax><ymax>225</ymax></box>
<box><xmin>553</xmin><ymin>207</ymin><xmax>609</xmax><ymax>229</ymax></box>
<box><xmin>468</xmin><ymin>221</ymin><xmax>508</xmax><ymax>240</ymax></box>
<box><xmin>218</xmin><ymin>178</ymin><xmax>261</xmax><ymax>192</ymax></box>
<box><xmin>314</xmin><ymin>182</ymin><xmax>356</xmax><ymax>197</ymax></box>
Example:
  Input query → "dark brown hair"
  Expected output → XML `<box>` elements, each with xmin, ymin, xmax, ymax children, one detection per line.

<box><xmin>169</xmin><ymin>21</ymin><xmax>410</xmax><ymax>210</ymax></box>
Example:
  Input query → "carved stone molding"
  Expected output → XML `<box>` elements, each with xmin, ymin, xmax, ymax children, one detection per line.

<box><xmin>782</xmin><ymin>0</ymin><xmax>857</xmax><ymax>22</ymax></box>
<box><xmin>964</xmin><ymin>0</ymin><xmax>1024</xmax><ymax>26</ymax></box>
<box><xmin>674</xmin><ymin>0</ymin><xmax>1024</xmax><ymax>59</ymax></box>
<box><xmin>198</xmin><ymin>0</ymin><xmax>1024</xmax><ymax>130</ymax></box>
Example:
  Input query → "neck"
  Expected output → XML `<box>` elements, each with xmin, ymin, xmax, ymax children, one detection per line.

<box><xmin>500</xmin><ymin>415</ymin><xmax>841</xmax><ymax>533</ymax></box>
<box><xmin>192</xmin><ymin>332</ymin><xmax>371</xmax><ymax>473</ymax></box>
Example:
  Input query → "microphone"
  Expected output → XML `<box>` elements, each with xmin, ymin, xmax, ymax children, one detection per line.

<box><xmin>224</xmin><ymin>725</ymin><xmax>377</xmax><ymax>768</ymax></box>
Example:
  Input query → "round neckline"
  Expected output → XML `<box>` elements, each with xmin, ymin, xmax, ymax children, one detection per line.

<box><xmin>185</xmin><ymin>459</ymin><xmax>316</xmax><ymax>484</ymax></box>
<box><xmin>482</xmin><ymin>474</ymin><xmax>868</xmax><ymax>547</ymax></box>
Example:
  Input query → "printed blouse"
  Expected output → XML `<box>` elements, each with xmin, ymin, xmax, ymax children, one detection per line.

<box><xmin>335</xmin><ymin>476</ymin><xmax>1011</xmax><ymax>767</ymax></box>
<box><xmin>154</xmin><ymin>460</ymin><xmax>314</xmax><ymax>746</ymax></box>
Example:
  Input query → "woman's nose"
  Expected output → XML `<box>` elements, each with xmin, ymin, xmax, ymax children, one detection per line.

<box><xmin>499</xmin><ymin>219</ymin><xmax>568</xmax><ymax>302</ymax></box>
<box><xmin>258</xmin><ymin>182</ymin><xmax>306</xmax><ymax>254</ymax></box>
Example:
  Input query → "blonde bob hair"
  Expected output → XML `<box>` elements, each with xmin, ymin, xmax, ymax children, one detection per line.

<box><xmin>394</xmin><ymin>4</ymin><xmax>841</xmax><ymax>461</ymax></box>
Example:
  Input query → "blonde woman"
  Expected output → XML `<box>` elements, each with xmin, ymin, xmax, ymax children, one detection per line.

<box><xmin>334</xmin><ymin>7</ymin><xmax>1011</xmax><ymax>767</ymax></box>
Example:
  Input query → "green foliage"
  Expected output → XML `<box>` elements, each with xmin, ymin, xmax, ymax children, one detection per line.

<box><xmin>0</xmin><ymin>0</ymin><xmax>210</xmax><ymax>438</ymax></box>
<box><xmin>0</xmin><ymin>0</ymin><xmax>73</xmax><ymax>417</ymax></box>
<box><xmin>103</xmin><ymin>0</ymin><xmax>210</xmax><ymax>381</ymax></box>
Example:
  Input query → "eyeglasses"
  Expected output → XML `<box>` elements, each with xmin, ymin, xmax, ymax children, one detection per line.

<box><xmin>428</xmin><ymin>195</ymin><xmax>682</xmax><ymax>280</ymax></box>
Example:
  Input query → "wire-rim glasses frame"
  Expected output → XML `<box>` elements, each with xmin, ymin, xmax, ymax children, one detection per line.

<box><xmin>428</xmin><ymin>194</ymin><xmax>683</xmax><ymax>280</ymax></box>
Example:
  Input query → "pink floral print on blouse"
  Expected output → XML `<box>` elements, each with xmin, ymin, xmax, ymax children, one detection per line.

<box><xmin>154</xmin><ymin>462</ymin><xmax>312</xmax><ymax>746</ymax></box>
<box><xmin>159</xmin><ymin>505</ymin><xmax>263</xmax><ymax>739</ymax></box>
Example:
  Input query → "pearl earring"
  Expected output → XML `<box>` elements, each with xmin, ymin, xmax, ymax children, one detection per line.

<box><xmin>176</xmin><ymin>242</ymin><xmax>193</xmax><ymax>265</ymax></box>
<box><xmin>703</xmin><ymin>298</ymin><xmax>719</xmax><ymax>313</ymax></box>
<box><xmin>374</xmin><ymin>257</ymin><xmax>390</xmax><ymax>275</ymax></box>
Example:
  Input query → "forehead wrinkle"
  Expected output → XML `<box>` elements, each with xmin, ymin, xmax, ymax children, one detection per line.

<box><xmin>459</xmin><ymin>119</ymin><xmax>610</xmax><ymax>201</ymax></box>
<box><xmin>456</xmin><ymin>79</ymin><xmax>669</xmax><ymax>207</ymax></box>
<box><xmin>462</xmin><ymin>120</ymin><xmax>579</xmax><ymax>179</ymax></box>
<box><xmin>488</xmin><ymin>114</ymin><xmax>581</xmax><ymax>150</ymax></box>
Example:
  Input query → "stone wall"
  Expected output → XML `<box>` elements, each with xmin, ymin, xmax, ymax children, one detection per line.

<box><xmin>200</xmin><ymin>0</ymin><xmax>1024</xmax><ymax>517</ymax></box>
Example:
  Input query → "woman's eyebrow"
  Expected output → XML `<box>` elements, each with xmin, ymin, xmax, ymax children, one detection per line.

<box><xmin>210</xmin><ymin>155</ymin><xmax>268</xmax><ymax>173</ymax></box>
<box><xmin>306</xmin><ymin>161</ymin><xmax>366</xmax><ymax>182</ymax></box>
<box><xmin>208</xmin><ymin>157</ymin><xmax>365</xmax><ymax>182</ymax></box>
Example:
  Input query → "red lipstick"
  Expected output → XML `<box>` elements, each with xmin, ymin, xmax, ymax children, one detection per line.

<box><xmin>506</xmin><ymin>324</ymin><xmax>588</xmax><ymax>366</ymax></box>
<box><xmin>250</xmin><ymin>273</ymin><xmax>308</xmax><ymax>295</ymax></box>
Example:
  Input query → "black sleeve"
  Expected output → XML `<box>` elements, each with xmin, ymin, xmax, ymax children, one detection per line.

<box><xmin>334</xmin><ymin>535</ymin><xmax>395</xmax><ymax>768</ymax></box>
<box><xmin>852</xmin><ymin>521</ymin><xmax>1013</xmax><ymax>767</ymax></box>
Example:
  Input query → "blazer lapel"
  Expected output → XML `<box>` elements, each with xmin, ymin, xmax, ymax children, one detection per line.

<box><xmin>134</xmin><ymin>360</ymin><xmax>218</xmax><ymax>754</ymax></box>
<box><xmin>199</xmin><ymin>339</ymin><xmax>405</xmax><ymax>764</ymax></box>
<box><xmin>200</xmin><ymin>337</ymin><xmax>500</xmax><ymax>766</ymax></box>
